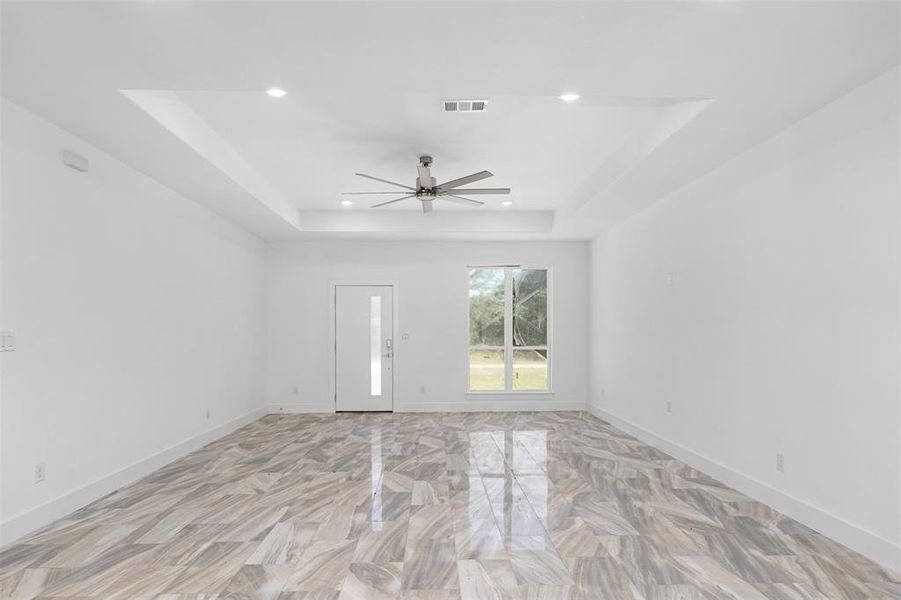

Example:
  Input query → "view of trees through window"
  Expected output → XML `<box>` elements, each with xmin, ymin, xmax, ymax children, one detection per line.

<box><xmin>512</xmin><ymin>269</ymin><xmax>548</xmax><ymax>390</ymax></box>
<box><xmin>469</xmin><ymin>267</ymin><xmax>548</xmax><ymax>391</ymax></box>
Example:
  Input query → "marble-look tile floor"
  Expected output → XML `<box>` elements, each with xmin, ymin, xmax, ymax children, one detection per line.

<box><xmin>1</xmin><ymin>412</ymin><xmax>899</xmax><ymax>599</ymax></box>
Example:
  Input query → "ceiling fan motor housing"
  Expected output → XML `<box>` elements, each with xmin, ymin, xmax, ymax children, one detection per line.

<box><xmin>416</xmin><ymin>155</ymin><xmax>437</xmax><ymax>192</ymax></box>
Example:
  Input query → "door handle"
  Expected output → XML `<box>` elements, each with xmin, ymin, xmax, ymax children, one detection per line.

<box><xmin>383</xmin><ymin>353</ymin><xmax>392</xmax><ymax>358</ymax></box>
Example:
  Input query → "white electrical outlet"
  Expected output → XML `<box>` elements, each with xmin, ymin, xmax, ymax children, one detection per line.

<box><xmin>35</xmin><ymin>462</ymin><xmax>46</xmax><ymax>483</ymax></box>
<box><xmin>420</xmin><ymin>385</ymin><xmax>426</xmax><ymax>394</ymax></box>
<box><xmin>776</xmin><ymin>453</ymin><xmax>785</xmax><ymax>473</ymax></box>
<box><xmin>0</xmin><ymin>331</ymin><xmax>15</xmax><ymax>352</ymax></box>
<box><xmin>667</xmin><ymin>401</ymin><xmax>673</xmax><ymax>413</ymax></box>
<box><xmin>206</xmin><ymin>408</ymin><xmax>210</xmax><ymax>420</ymax></box>
<box><xmin>293</xmin><ymin>386</ymin><xmax>299</xmax><ymax>395</ymax></box>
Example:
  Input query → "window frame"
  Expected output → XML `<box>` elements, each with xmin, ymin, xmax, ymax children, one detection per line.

<box><xmin>466</xmin><ymin>265</ymin><xmax>553</xmax><ymax>395</ymax></box>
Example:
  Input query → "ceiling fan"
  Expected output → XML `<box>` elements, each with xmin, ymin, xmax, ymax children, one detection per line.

<box><xmin>343</xmin><ymin>155</ymin><xmax>510</xmax><ymax>214</ymax></box>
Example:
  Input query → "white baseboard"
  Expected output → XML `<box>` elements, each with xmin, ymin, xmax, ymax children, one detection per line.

<box><xmin>587</xmin><ymin>403</ymin><xmax>901</xmax><ymax>574</ymax></box>
<box><xmin>268</xmin><ymin>401</ymin><xmax>586</xmax><ymax>414</ymax></box>
<box><xmin>268</xmin><ymin>403</ymin><xmax>336</xmax><ymax>414</ymax></box>
<box><xmin>396</xmin><ymin>400</ymin><xmax>586</xmax><ymax>413</ymax></box>
<box><xmin>0</xmin><ymin>406</ymin><xmax>267</xmax><ymax>547</ymax></box>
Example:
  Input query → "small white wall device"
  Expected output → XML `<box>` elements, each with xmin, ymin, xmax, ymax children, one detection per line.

<box><xmin>61</xmin><ymin>149</ymin><xmax>89</xmax><ymax>172</ymax></box>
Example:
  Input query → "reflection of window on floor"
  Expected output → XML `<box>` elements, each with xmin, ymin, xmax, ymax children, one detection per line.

<box><xmin>468</xmin><ymin>267</ymin><xmax>550</xmax><ymax>391</ymax></box>
<box><xmin>513</xmin><ymin>430</ymin><xmax>548</xmax><ymax>532</ymax></box>
<box><xmin>370</xmin><ymin>428</ymin><xmax>382</xmax><ymax>527</ymax></box>
<box><xmin>468</xmin><ymin>431</ymin><xmax>504</xmax><ymax>531</ymax></box>
<box><xmin>464</xmin><ymin>430</ymin><xmax>549</xmax><ymax>547</ymax></box>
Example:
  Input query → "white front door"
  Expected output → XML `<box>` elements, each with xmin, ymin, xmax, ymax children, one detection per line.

<box><xmin>335</xmin><ymin>285</ymin><xmax>394</xmax><ymax>411</ymax></box>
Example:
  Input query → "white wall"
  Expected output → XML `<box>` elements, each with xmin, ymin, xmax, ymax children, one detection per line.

<box><xmin>0</xmin><ymin>100</ymin><xmax>267</xmax><ymax>543</ymax></box>
<box><xmin>267</xmin><ymin>240</ymin><xmax>589</xmax><ymax>413</ymax></box>
<box><xmin>589</xmin><ymin>67</ymin><xmax>900</xmax><ymax>571</ymax></box>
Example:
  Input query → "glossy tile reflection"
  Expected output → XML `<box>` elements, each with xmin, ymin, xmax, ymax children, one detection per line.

<box><xmin>1</xmin><ymin>411</ymin><xmax>898</xmax><ymax>599</ymax></box>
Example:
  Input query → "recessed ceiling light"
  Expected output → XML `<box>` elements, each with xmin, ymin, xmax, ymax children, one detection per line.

<box><xmin>266</xmin><ymin>87</ymin><xmax>287</xmax><ymax>98</ymax></box>
<box><xmin>501</xmin><ymin>200</ymin><xmax>513</xmax><ymax>207</ymax></box>
<box><xmin>559</xmin><ymin>93</ymin><xmax>580</xmax><ymax>102</ymax></box>
<box><xmin>340</xmin><ymin>199</ymin><xmax>353</xmax><ymax>207</ymax></box>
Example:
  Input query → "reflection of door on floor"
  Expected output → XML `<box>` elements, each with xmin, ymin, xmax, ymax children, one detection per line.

<box><xmin>335</xmin><ymin>285</ymin><xmax>393</xmax><ymax>411</ymax></box>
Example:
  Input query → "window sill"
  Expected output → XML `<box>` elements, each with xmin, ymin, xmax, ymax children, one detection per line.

<box><xmin>465</xmin><ymin>391</ymin><xmax>555</xmax><ymax>401</ymax></box>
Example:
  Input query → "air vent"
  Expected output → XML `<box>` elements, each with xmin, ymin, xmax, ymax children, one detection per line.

<box><xmin>443</xmin><ymin>99</ymin><xmax>488</xmax><ymax>113</ymax></box>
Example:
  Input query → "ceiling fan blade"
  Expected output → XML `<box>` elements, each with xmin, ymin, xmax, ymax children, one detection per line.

<box><xmin>436</xmin><ymin>170</ymin><xmax>493</xmax><ymax>190</ymax></box>
<box><xmin>439</xmin><ymin>188</ymin><xmax>510</xmax><ymax>195</ymax></box>
<box><xmin>370</xmin><ymin>194</ymin><xmax>416</xmax><ymax>208</ymax></box>
<box><xmin>421</xmin><ymin>198</ymin><xmax>434</xmax><ymax>214</ymax></box>
<box><xmin>440</xmin><ymin>194</ymin><xmax>485</xmax><ymax>206</ymax></box>
<box><xmin>355</xmin><ymin>172</ymin><xmax>416</xmax><ymax>191</ymax></box>
<box><xmin>342</xmin><ymin>191</ymin><xmax>410</xmax><ymax>195</ymax></box>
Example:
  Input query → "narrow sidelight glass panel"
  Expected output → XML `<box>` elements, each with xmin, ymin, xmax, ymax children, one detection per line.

<box><xmin>370</xmin><ymin>295</ymin><xmax>382</xmax><ymax>396</ymax></box>
<box><xmin>469</xmin><ymin>348</ymin><xmax>505</xmax><ymax>390</ymax></box>
<box><xmin>512</xmin><ymin>348</ymin><xmax>548</xmax><ymax>390</ymax></box>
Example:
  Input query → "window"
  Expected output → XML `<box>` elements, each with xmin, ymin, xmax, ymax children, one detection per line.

<box><xmin>469</xmin><ymin>267</ymin><xmax>550</xmax><ymax>391</ymax></box>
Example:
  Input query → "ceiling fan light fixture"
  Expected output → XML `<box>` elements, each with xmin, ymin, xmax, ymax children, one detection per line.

<box><xmin>501</xmin><ymin>200</ymin><xmax>513</xmax><ymax>206</ymax></box>
<box><xmin>559</xmin><ymin>93</ymin><xmax>580</xmax><ymax>102</ymax></box>
<box><xmin>266</xmin><ymin>87</ymin><xmax>287</xmax><ymax>98</ymax></box>
<box><xmin>340</xmin><ymin>199</ymin><xmax>353</xmax><ymax>207</ymax></box>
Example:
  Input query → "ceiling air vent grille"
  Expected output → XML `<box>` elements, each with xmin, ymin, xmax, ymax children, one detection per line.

<box><xmin>443</xmin><ymin>99</ymin><xmax>488</xmax><ymax>113</ymax></box>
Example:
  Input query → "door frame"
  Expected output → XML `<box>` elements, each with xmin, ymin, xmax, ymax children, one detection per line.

<box><xmin>328</xmin><ymin>280</ymin><xmax>399</xmax><ymax>412</ymax></box>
